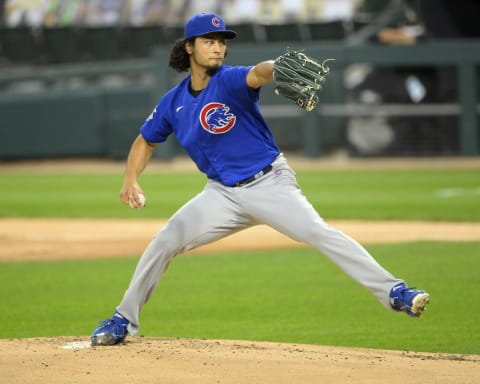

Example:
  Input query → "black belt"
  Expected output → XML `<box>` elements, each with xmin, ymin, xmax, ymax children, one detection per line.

<box><xmin>234</xmin><ymin>165</ymin><xmax>273</xmax><ymax>187</ymax></box>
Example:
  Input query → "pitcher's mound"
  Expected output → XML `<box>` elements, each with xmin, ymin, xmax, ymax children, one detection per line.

<box><xmin>1</xmin><ymin>336</ymin><xmax>479</xmax><ymax>384</ymax></box>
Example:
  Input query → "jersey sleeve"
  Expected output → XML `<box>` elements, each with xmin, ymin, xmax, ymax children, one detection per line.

<box><xmin>140</xmin><ymin>100</ymin><xmax>173</xmax><ymax>143</ymax></box>
<box><xmin>221</xmin><ymin>66</ymin><xmax>260</xmax><ymax>102</ymax></box>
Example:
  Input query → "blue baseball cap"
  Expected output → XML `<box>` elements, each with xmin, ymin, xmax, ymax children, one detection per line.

<box><xmin>184</xmin><ymin>13</ymin><xmax>237</xmax><ymax>40</ymax></box>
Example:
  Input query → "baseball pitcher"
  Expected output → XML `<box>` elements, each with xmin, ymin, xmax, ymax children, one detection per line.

<box><xmin>91</xmin><ymin>13</ymin><xmax>430</xmax><ymax>346</ymax></box>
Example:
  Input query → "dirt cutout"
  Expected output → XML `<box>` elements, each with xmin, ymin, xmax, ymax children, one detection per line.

<box><xmin>2</xmin><ymin>218</ymin><xmax>480</xmax><ymax>262</ymax></box>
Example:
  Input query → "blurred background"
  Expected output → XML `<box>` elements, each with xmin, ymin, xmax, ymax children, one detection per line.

<box><xmin>0</xmin><ymin>0</ymin><xmax>479</xmax><ymax>160</ymax></box>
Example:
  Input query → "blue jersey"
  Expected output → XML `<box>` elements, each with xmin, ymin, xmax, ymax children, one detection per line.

<box><xmin>140</xmin><ymin>65</ymin><xmax>280</xmax><ymax>186</ymax></box>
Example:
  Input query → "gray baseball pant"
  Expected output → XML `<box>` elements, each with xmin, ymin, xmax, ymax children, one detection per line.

<box><xmin>117</xmin><ymin>154</ymin><xmax>402</xmax><ymax>335</ymax></box>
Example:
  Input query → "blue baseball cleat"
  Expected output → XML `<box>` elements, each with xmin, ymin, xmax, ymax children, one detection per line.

<box><xmin>390</xmin><ymin>283</ymin><xmax>430</xmax><ymax>317</ymax></box>
<box><xmin>91</xmin><ymin>311</ymin><xmax>129</xmax><ymax>346</ymax></box>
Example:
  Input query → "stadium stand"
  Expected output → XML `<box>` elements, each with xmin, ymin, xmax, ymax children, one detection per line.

<box><xmin>42</xmin><ymin>26</ymin><xmax>81</xmax><ymax>63</ymax></box>
<box><xmin>125</xmin><ymin>24</ymin><xmax>167</xmax><ymax>58</ymax></box>
<box><xmin>0</xmin><ymin>25</ymin><xmax>39</xmax><ymax>63</ymax></box>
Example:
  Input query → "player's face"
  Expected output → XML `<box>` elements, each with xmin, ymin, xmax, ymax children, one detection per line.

<box><xmin>188</xmin><ymin>34</ymin><xmax>227</xmax><ymax>73</ymax></box>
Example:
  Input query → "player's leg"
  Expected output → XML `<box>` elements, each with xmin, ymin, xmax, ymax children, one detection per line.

<box><xmin>241</xmin><ymin>155</ymin><xmax>428</xmax><ymax>314</ymax></box>
<box><xmin>118</xmin><ymin>180</ymin><xmax>253</xmax><ymax>335</ymax></box>
<box><xmin>93</xmin><ymin>181</ymin><xmax>252</xmax><ymax>343</ymax></box>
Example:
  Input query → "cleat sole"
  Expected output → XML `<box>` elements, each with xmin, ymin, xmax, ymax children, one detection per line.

<box><xmin>411</xmin><ymin>293</ymin><xmax>430</xmax><ymax>316</ymax></box>
<box><xmin>91</xmin><ymin>333</ymin><xmax>119</xmax><ymax>346</ymax></box>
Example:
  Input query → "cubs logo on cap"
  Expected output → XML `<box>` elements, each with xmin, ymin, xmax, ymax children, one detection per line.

<box><xmin>184</xmin><ymin>13</ymin><xmax>237</xmax><ymax>40</ymax></box>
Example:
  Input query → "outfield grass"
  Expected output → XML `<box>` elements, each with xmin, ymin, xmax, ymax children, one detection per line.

<box><xmin>0</xmin><ymin>169</ymin><xmax>479</xmax><ymax>220</ymax></box>
<box><xmin>1</xmin><ymin>242</ymin><xmax>479</xmax><ymax>354</ymax></box>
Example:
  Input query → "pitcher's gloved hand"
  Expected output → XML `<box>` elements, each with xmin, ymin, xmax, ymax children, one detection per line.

<box><xmin>273</xmin><ymin>49</ymin><xmax>334</xmax><ymax>112</ymax></box>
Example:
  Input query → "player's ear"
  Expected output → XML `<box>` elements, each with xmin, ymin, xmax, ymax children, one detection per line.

<box><xmin>185</xmin><ymin>39</ymin><xmax>194</xmax><ymax>55</ymax></box>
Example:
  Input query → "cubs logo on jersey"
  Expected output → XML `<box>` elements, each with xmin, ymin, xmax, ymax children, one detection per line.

<box><xmin>199</xmin><ymin>102</ymin><xmax>237</xmax><ymax>134</ymax></box>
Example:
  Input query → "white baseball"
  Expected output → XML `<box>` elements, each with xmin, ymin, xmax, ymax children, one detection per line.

<box><xmin>129</xmin><ymin>193</ymin><xmax>146</xmax><ymax>209</ymax></box>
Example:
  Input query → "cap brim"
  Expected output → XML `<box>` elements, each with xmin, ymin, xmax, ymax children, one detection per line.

<box><xmin>191</xmin><ymin>30</ymin><xmax>237</xmax><ymax>40</ymax></box>
<box><xmin>220</xmin><ymin>30</ymin><xmax>237</xmax><ymax>39</ymax></box>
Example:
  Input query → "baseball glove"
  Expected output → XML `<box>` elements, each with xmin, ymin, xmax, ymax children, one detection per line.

<box><xmin>273</xmin><ymin>49</ymin><xmax>334</xmax><ymax>112</ymax></box>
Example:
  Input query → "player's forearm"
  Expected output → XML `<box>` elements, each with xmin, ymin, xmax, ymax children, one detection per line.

<box><xmin>123</xmin><ymin>134</ymin><xmax>156</xmax><ymax>183</ymax></box>
<box><xmin>247</xmin><ymin>60</ymin><xmax>274</xmax><ymax>88</ymax></box>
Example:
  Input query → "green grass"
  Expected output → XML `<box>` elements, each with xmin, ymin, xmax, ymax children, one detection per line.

<box><xmin>298</xmin><ymin>169</ymin><xmax>480</xmax><ymax>221</ymax></box>
<box><xmin>1</xmin><ymin>242</ymin><xmax>479</xmax><ymax>354</ymax></box>
<box><xmin>0</xmin><ymin>173</ymin><xmax>204</xmax><ymax>218</ymax></box>
<box><xmin>0</xmin><ymin>169</ymin><xmax>479</xmax><ymax>220</ymax></box>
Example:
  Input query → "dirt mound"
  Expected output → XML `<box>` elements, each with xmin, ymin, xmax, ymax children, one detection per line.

<box><xmin>2</xmin><ymin>336</ymin><xmax>479</xmax><ymax>384</ymax></box>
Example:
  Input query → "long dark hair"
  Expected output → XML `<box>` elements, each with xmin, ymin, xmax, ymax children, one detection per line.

<box><xmin>168</xmin><ymin>36</ymin><xmax>228</xmax><ymax>73</ymax></box>
<box><xmin>169</xmin><ymin>38</ymin><xmax>192</xmax><ymax>73</ymax></box>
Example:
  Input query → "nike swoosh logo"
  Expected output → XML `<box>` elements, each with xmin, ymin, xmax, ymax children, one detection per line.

<box><xmin>176</xmin><ymin>106</ymin><xmax>184</xmax><ymax>112</ymax></box>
